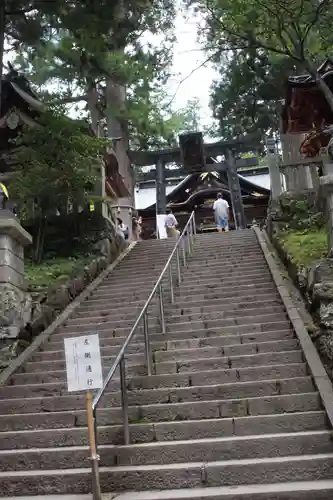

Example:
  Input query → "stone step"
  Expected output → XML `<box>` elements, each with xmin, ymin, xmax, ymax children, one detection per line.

<box><xmin>56</xmin><ymin>305</ymin><xmax>286</xmax><ymax>333</ymax></box>
<box><xmin>42</xmin><ymin>327</ymin><xmax>294</xmax><ymax>353</ymax></box>
<box><xmin>81</xmin><ymin>286</ymin><xmax>279</xmax><ymax>310</ymax></box>
<box><xmin>0</xmin><ymin>411</ymin><xmax>327</xmax><ymax>450</ymax></box>
<box><xmin>73</xmin><ymin>292</ymin><xmax>281</xmax><ymax>318</ymax></box>
<box><xmin>33</xmin><ymin>337</ymin><xmax>298</xmax><ymax>365</ymax></box>
<box><xmin>1</xmin><ymin>453</ymin><xmax>333</xmax><ymax>495</ymax></box>
<box><xmin>155</xmin><ymin>350</ymin><xmax>303</xmax><ymax>375</ymax></box>
<box><xmin>0</xmin><ymin>392</ymin><xmax>322</xmax><ymax>436</ymax></box>
<box><xmin>180</xmin><ymin>263</ymin><xmax>269</xmax><ymax>277</ymax></box>
<box><xmin>53</xmin><ymin>311</ymin><xmax>288</xmax><ymax>338</ymax></box>
<box><xmin>1</xmin><ymin>430</ymin><xmax>332</xmax><ymax>471</ymax></box>
<box><xmin>0</xmin><ymin>392</ymin><xmax>322</xmax><ymax>433</ymax></box>
<box><xmin>9</xmin><ymin>362</ymin><xmax>307</xmax><ymax>396</ymax></box>
<box><xmin>7</xmin><ymin>480</ymin><xmax>333</xmax><ymax>500</ymax></box>
<box><xmin>188</xmin><ymin>252</ymin><xmax>264</xmax><ymax>262</ymax></box>
<box><xmin>68</xmin><ymin>297</ymin><xmax>286</xmax><ymax>325</ymax></box>
<box><xmin>49</xmin><ymin>321</ymin><xmax>293</xmax><ymax>346</ymax></box>
<box><xmin>68</xmin><ymin>296</ymin><xmax>284</xmax><ymax>324</ymax></box>
<box><xmin>97</xmin><ymin>265</ymin><xmax>269</xmax><ymax>291</ymax></box>
<box><xmin>90</xmin><ymin>274</ymin><xmax>274</xmax><ymax>301</ymax></box>
<box><xmin>0</xmin><ymin>376</ymin><xmax>314</xmax><ymax>413</ymax></box>
<box><xmin>103</xmin><ymin>431</ymin><xmax>333</xmax><ymax>467</ymax></box>
<box><xmin>24</xmin><ymin>344</ymin><xmax>302</xmax><ymax>377</ymax></box>
<box><xmin>163</xmin><ymin>313</ymin><xmax>288</xmax><ymax>335</ymax></box>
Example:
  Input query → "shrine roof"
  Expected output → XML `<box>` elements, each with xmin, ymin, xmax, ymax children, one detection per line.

<box><xmin>139</xmin><ymin>171</ymin><xmax>270</xmax><ymax>213</ymax></box>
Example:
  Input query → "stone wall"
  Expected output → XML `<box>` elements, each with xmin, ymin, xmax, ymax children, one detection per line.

<box><xmin>266</xmin><ymin>193</ymin><xmax>333</xmax><ymax>378</ymax></box>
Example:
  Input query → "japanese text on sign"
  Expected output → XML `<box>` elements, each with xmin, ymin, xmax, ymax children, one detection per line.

<box><xmin>64</xmin><ymin>334</ymin><xmax>103</xmax><ymax>392</ymax></box>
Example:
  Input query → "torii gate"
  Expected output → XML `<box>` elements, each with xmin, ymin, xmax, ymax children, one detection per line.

<box><xmin>129</xmin><ymin>132</ymin><xmax>261</xmax><ymax>230</ymax></box>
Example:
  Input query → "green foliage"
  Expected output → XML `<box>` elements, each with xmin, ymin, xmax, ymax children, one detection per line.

<box><xmin>189</xmin><ymin>0</ymin><xmax>333</xmax><ymax>136</ymax></box>
<box><xmin>210</xmin><ymin>50</ymin><xmax>299</xmax><ymax>138</ymax></box>
<box><xmin>9</xmin><ymin>112</ymin><xmax>106</xmax><ymax>220</ymax></box>
<box><xmin>279</xmin><ymin>230</ymin><xmax>328</xmax><ymax>268</ymax></box>
<box><xmin>6</xmin><ymin>0</ymin><xmax>177</xmax><ymax>148</ymax></box>
<box><xmin>25</xmin><ymin>255</ymin><xmax>92</xmax><ymax>289</ymax></box>
<box><xmin>276</xmin><ymin>192</ymin><xmax>325</xmax><ymax>231</ymax></box>
<box><xmin>196</xmin><ymin>0</ymin><xmax>333</xmax><ymax>64</ymax></box>
<box><xmin>130</xmin><ymin>97</ymin><xmax>204</xmax><ymax>151</ymax></box>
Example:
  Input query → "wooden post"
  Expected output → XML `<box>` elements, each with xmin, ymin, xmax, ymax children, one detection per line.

<box><xmin>226</xmin><ymin>149</ymin><xmax>246</xmax><ymax>229</ymax></box>
<box><xmin>86</xmin><ymin>391</ymin><xmax>102</xmax><ymax>500</ymax></box>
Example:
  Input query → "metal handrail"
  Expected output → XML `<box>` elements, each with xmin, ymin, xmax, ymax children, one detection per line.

<box><xmin>92</xmin><ymin>210</ymin><xmax>196</xmax><ymax>411</ymax></box>
<box><xmin>90</xmin><ymin>211</ymin><xmax>196</xmax><ymax>499</ymax></box>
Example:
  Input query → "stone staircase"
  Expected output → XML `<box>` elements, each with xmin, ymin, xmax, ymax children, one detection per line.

<box><xmin>1</xmin><ymin>230</ymin><xmax>333</xmax><ymax>499</ymax></box>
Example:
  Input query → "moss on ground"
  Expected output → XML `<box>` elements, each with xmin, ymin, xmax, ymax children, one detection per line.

<box><xmin>25</xmin><ymin>255</ymin><xmax>92</xmax><ymax>289</ymax></box>
<box><xmin>278</xmin><ymin>229</ymin><xmax>328</xmax><ymax>268</ymax></box>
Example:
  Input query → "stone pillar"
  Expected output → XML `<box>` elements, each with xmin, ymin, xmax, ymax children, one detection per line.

<box><xmin>0</xmin><ymin>211</ymin><xmax>32</xmax><ymax>338</ymax></box>
<box><xmin>280</xmin><ymin>133</ymin><xmax>309</xmax><ymax>191</ymax></box>
<box><xmin>266</xmin><ymin>138</ymin><xmax>282</xmax><ymax>200</ymax></box>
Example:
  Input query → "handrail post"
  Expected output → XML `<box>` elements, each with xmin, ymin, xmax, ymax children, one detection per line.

<box><xmin>192</xmin><ymin>213</ymin><xmax>197</xmax><ymax>235</ymax></box>
<box><xmin>169</xmin><ymin>262</ymin><xmax>174</xmax><ymax>304</ymax></box>
<box><xmin>87</xmin><ymin>399</ymin><xmax>101</xmax><ymax>500</ymax></box>
<box><xmin>143</xmin><ymin>312</ymin><xmax>152</xmax><ymax>375</ymax></box>
<box><xmin>190</xmin><ymin>215</ymin><xmax>195</xmax><ymax>246</ymax></box>
<box><xmin>182</xmin><ymin>238</ymin><xmax>186</xmax><ymax>266</ymax></box>
<box><xmin>188</xmin><ymin>224</ymin><xmax>193</xmax><ymax>255</ymax></box>
<box><xmin>159</xmin><ymin>284</ymin><xmax>166</xmax><ymax>333</ymax></box>
<box><xmin>176</xmin><ymin>247</ymin><xmax>181</xmax><ymax>284</ymax></box>
<box><xmin>119</xmin><ymin>355</ymin><xmax>130</xmax><ymax>445</ymax></box>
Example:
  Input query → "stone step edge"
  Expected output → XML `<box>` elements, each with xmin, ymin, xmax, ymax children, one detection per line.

<box><xmin>65</xmin><ymin>305</ymin><xmax>286</xmax><ymax>328</ymax></box>
<box><xmin>55</xmin><ymin>314</ymin><xmax>289</xmax><ymax>336</ymax></box>
<box><xmin>36</xmin><ymin>337</ymin><xmax>297</xmax><ymax>359</ymax></box>
<box><xmin>0</xmin><ymin>375</ymin><xmax>313</xmax><ymax>404</ymax></box>
<box><xmin>50</xmin><ymin>321</ymin><xmax>292</xmax><ymax>342</ymax></box>
<box><xmin>11</xmin><ymin>362</ymin><xmax>305</xmax><ymax>389</ymax></box>
<box><xmin>0</xmin><ymin>429</ymin><xmax>329</xmax><ymax>454</ymax></box>
<box><xmin>1</xmin><ymin>452</ymin><xmax>333</xmax><ymax>476</ymax></box>
<box><xmin>70</xmin><ymin>297</ymin><xmax>283</xmax><ymax>322</ymax></box>
<box><xmin>0</xmin><ymin>391</ymin><xmax>320</xmax><ymax>421</ymax></box>
<box><xmin>6</xmin><ymin>479</ymin><xmax>331</xmax><ymax>499</ymax></box>
<box><xmin>44</xmin><ymin>328</ymin><xmax>294</xmax><ymax>349</ymax></box>
<box><xmin>75</xmin><ymin>293</ymin><xmax>281</xmax><ymax>315</ymax></box>
<box><xmin>0</xmin><ymin>410</ymin><xmax>324</xmax><ymax>436</ymax></box>
<box><xmin>23</xmin><ymin>349</ymin><xmax>303</xmax><ymax>374</ymax></box>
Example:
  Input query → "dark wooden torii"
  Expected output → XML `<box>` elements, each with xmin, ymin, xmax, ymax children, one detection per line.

<box><xmin>128</xmin><ymin>132</ymin><xmax>261</xmax><ymax>230</ymax></box>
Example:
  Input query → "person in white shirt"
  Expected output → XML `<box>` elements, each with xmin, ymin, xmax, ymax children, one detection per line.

<box><xmin>165</xmin><ymin>208</ymin><xmax>180</xmax><ymax>238</ymax></box>
<box><xmin>213</xmin><ymin>192</ymin><xmax>230</xmax><ymax>232</ymax></box>
<box><xmin>117</xmin><ymin>218</ymin><xmax>128</xmax><ymax>240</ymax></box>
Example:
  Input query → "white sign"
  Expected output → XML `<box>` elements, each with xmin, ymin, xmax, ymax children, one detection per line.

<box><xmin>156</xmin><ymin>214</ymin><xmax>168</xmax><ymax>239</ymax></box>
<box><xmin>64</xmin><ymin>334</ymin><xmax>103</xmax><ymax>393</ymax></box>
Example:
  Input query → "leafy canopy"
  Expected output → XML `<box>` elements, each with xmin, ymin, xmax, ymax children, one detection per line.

<box><xmin>9</xmin><ymin>112</ymin><xmax>106</xmax><ymax>219</ymax></box>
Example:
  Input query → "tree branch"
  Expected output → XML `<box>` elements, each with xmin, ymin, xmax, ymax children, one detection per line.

<box><xmin>47</xmin><ymin>94</ymin><xmax>87</xmax><ymax>105</ymax></box>
<box><xmin>301</xmin><ymin>0</ymin><xmax>331</xmax><ymax>44</ymax></box>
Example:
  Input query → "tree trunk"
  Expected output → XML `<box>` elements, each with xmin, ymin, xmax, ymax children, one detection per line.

<box><xmin>86</xmin><ymin>82</ymin><xmax>104</xmax><ymax>136</ymax></box>
<box><xmin>304</xmin><ymin>60</ymin><xmax>333</xmax><ymax>113</ymax></box>
<box><xmin>34</xmin><ymin>216</ymin><xmax>46</xmax><ymax>264</ymax></box>
<box><xmin>315</xmin><ymin>75</ymin><xmax>333</xmax><ymax>113</ymax></box>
